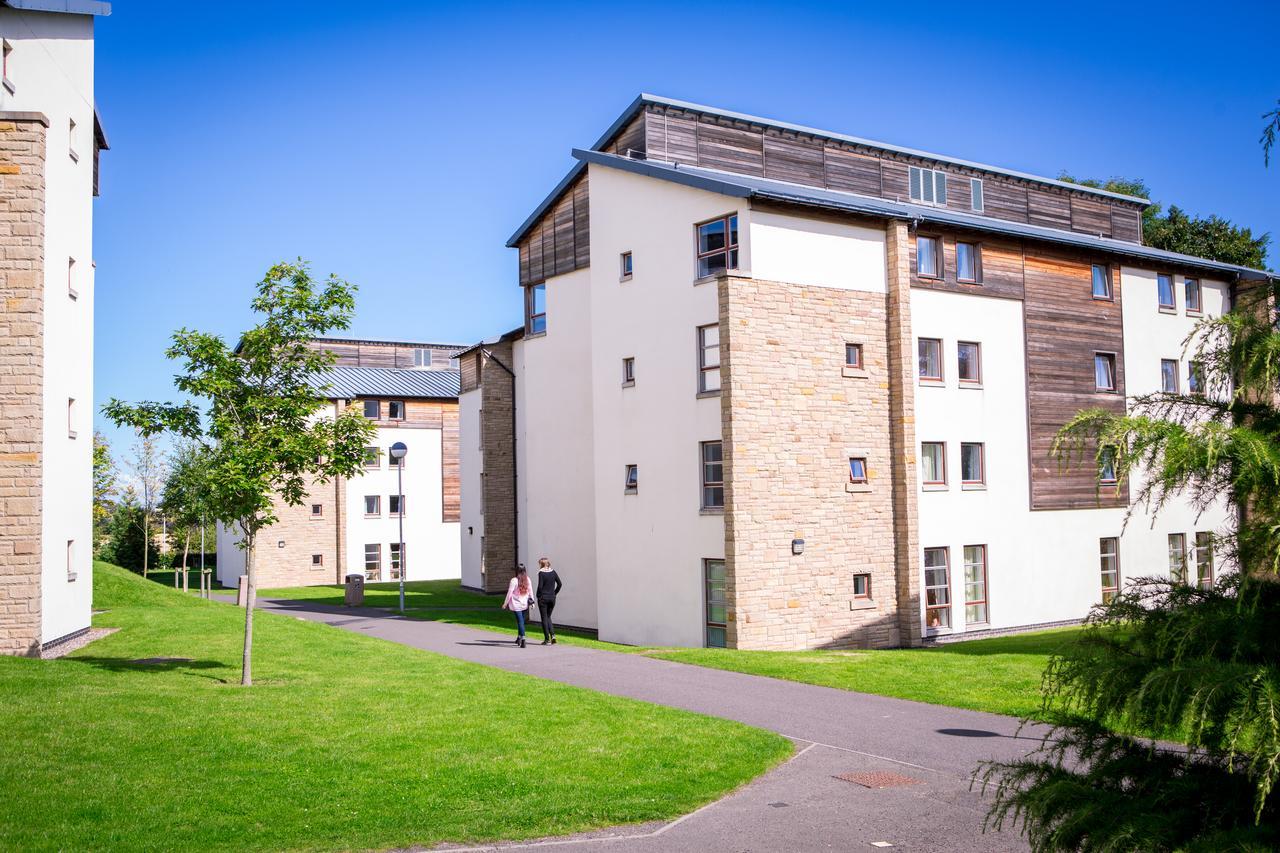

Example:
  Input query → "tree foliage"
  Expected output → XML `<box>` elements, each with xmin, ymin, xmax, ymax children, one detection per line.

<box><xmin>103</xmin><ymin>261</ymin><xmax>376</xmax><ymax>686</ymax></box>
<box><xmin>92</xmin><ymin>431</ymin><xmax>117</xmax><ymax>553</ymax></box>
<box><xmin>1262</xmin><ymin>99</ymin><xmax>1280</xmax><ymax>167</ymax></box>
<box><xmin>98</xmin><ymin>486</ymin><xmax>160</xmax><ymax>572</ymax></box>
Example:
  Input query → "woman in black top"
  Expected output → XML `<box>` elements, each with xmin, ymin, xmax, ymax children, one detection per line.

<box><xmin>534</xmin><ymin>557</ymin><xmax>562</xmax><ymax>645</ymax></box>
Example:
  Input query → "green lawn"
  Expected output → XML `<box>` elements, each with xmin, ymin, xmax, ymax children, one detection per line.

<box><xmin>0</xmin><ymin>563</ymin><xmax>790</xmax><ymax>852</ymax></box>
<box><xmin>647</xmin><ymin>628</ymin><xmax>1083</xmax><ymax>720</ymax></box>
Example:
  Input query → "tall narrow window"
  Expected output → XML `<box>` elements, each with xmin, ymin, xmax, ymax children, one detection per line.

<box><xmin>1157</xmin><ymin>273</ymin><xmax>1176</xmax><ymax>311</ymax></box>
<box><xmin>957</xmin><ymin>341</ymin><xmax>981</xmax><ymax>384</ymax></box>
<box><xmin>845</xmin><ymin>342</ymin><xmax>864</xmax><ymax>369</ymax></box>
<box><xmin>1091</xmin><ymin>264</ymin><xmax>1112</xmax><ymax>300</ymax></box>
<box><xmin>1188</xmin><ymin>361</ymin><xmax>1204</xmax><ymax>395</ymax></box>
<box><xmin>924</xmin><ymin>547</ymin><xmax>951</xmax><ymax>629</ymax></box>
<box><xmin>364</xmin><ymin>543</ymin><xmax>381</xmax><ymax>581</ymax></box>
<box><xmin>1185</xmin><ymin>278</ymin><xmax>1202</xmax><ymax>314</ymax></box>
<box><xmin>697</xmin><ymin>324</ymin><xmax>721</xmax><ymax>393</ymax></box>
<box><xmin>848</xmin><ymin>456</ymin><xmax>869</xmax><ymax>485</ymax></box>
<box><xmin>1099</xmin><ymin>537</ymin><xmax>1120</xmax><ymax>603</ymax></box>
<box><xmin>908</xmin><ymin>166</ymin><xmax>947</xmax><ymax>205</ymax></box>
<box><xmin>66</xmin><ymin>539</ymin><xmax>75</xmax><ymax>582</ymax></box>
<box><xmin>388</xmin><ymin>400</ymin><xmax>406</xmax><ymax>420</ymax></box>
<box><xmin>916</xmin><ymin>236</ymin><xmax>941</xmax><ymax>278</ymax></box>
<box><xmin>67</xmin><ymin>398</ymin><xmax>76</xmax><ymax>439</ymax></box>
<box><xmin>963</xmin><ymin>545</ymin><xmax>988</xmax><ymax>625</ymax></box>
<box><xmin>526</xmin><ymin>283</ymin><xmax>547</xmax><ymax>334</ymax></box>
<box><xmin>364</xmin><ymin>495</ymin><xmax>381</xmax><ymax>516</ymax></box>
<box><xmin>921</xmin><ymin>442</ymin><xmax>946</xmax><ymax>486</ymax></box>
<box><xmin>622</xmin><ymin>357</ymin><xmax>635</xmax><ymax>385</ymax></box>
<box><xmin>918</xmin><ymin>338</ymin><xmax>943</xmax><ymax>381</ymax></box>
<box><xmin>960</xmin><ymin>442</ymin><xmax>984</xmax><ymax>486</ymax></box>
<box><xmin>362</xmin><ymin>400</ymin><xmax>380</xmax><ymax>419</ymax></box>
<box><xmin>624</xmin><ymin>464</ymin><xmax>638</xmax><ymax>493</ymax></box>
<box><xmin>388</xmin><ymin>495</ymin><xmax>404</xmax><ymax>516</ymax></box>
<box><xmin>695</xmin><ymin>215</ymin><xmax>739</xmax><ymax>278</ymax></box>
<box><xmin>68</xmin><ymin>257</ymin><xmax>77</xmax><ymax>299</ymax></box>
<box><xmin>1099</xmin><ymin>447</ymin><xmax>1117</xmax><ymax>485</ymax></box>
<box><xmin>1094</xmin><ymin>353</ymin><xmax>1116</xmax><ymax>392</ymax></box>
<box><xmin>701</xmin><ymin>441</ymin><xmax>724</xmax><ymax>509</ymax></box>
<box><xmin>1168</xmin><ymin>533</ymin><xmax>1187</xmax><ymax>583</ymax></box>
<box><xmin>620</xmin><ymin>251</ymin><xmax>633</xmax><ymax>279</ymax></box>
<box><xmin>413</xmin><ymin>348</ymin><xmax>433</xmax><ymax>367</ymax></box>
<box><xmin>1160</xmin><ymin>359</ymin><xmax>1179</xmax><ymax>394</ymax></box>
<box><xmin>704</xmin><ymin>559</ymin><xmax>727</xmax><ymax>648</ymax></box>
<box><xmin>390</xmin><ymin>542</ymin><xmax>405</xmax><ymax>579</ymax></box>
<box><xmin>1194</xmin><ymin>532</ymin><xmax>1214</xmax><ymax>588</ymax></box>
<box><xmin>956</xmin><ymin>242</ymin><xmax>981</xmax><ymax>283</ymax></box>
<box><xmin>970</xmin><ymin>177</ymin><xmax>984</xmax><ymax>212</ymax></box>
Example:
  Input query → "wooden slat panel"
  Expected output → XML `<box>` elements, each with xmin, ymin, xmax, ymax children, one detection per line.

<box><xmin>459</xmin><ymin>352</ymin><xmax>480</xmax><ymax>393</ymax></box>
<box><xmin>656</xmin><ymin>112</ymin><xmax>699</xmax><ymax>165</ymax></box>
<box><xmin>394</xmin><ymin>347</ymin><xmax>416</xmax><ymax>369</ymax></box>
<box><xmin>1110</xmin><ymin>206</ymin><xmax>1141</xmax><ymax>243</ymax></box>
<box><xmin>880</xmin><ymin>160</ymin><xmax>909</xmax><ymax>200</ymax></box>
<box><xmin>823</xmin><ymin>146</ymin><xmax>881</xmax><ymax>195</ymax></box>
<box><xmin>441</xmin><ymin>405</ymin><xmax>460</xmax><ymax>522</ymax></box>
<box><xmin>945</xmin><ymin>174</ymin><xmax>972</xmax><ymax>212</ymax></box>
<box><xmin>519</xmin><ymin>241</ymin><xmax>530</xmax><ymax>286</ymax></box>
<box><xmin>317</xmin><ymin>343</ymin><xmax>360</xmax><ymax>366</ymax></box>
<box><xmin>357</xmin><ymin>344</ymin><xmax>396</xmax><ymax>368</ymax></box>
<box><xmin>1023</xmin><ymin>252</ymin><xmax>1127</xmax><ymax>510</ymax></box>
<box><xmin>552</xmin><ymin>193</ymin><xmax>575</xmax><ymax>276</ymax></box>
<box><xmin>909</xmin><ymin>229</ymin><xmax>1025</xmax><ymax>300</ymax></box>
<box><xmin>611</xmin><ymin>113</ymin><xmax>646</xmax><ymax>158</ymax></box>
<box><xmin>697</xmin><ymin>119</ymin><xmax>764</xmax><ymax>176</ymax></box>
<box><xmin>763</xmin><ymin>133</ymin><xmax>824</xmax><ymax>186</ymax></box>
<box><xmin>541</xmin><ymin>218</ymin><xmax>554</xmax><ymax>282</ymax></box>
<box><xmin>983</xmin><ymin>181</ymin><xmax>1028</xmax><ymax>222</ymax></box>
<box><xmin>1027</xmin><ymin>189</ymin><xmax>1071</xmax><ymax>230</ymax></box>
<box><xmin>526</xmin><ymin>226</ymin><xmax>544</xmax><ymax>285</ymax></box>
<box><xmin>1070</xmin><ymin>195</ymin><xmax>1112</xmax><ymax>237</ymax></box>
<box><xmin>573</xmin><ymin>174</ymin><xmax>590</xmax><ymax>268</ymax></box>
<box><xmin>402</xmin><ymin>400</ymin><xmax>445</xmax><ymax>427</ymax></box>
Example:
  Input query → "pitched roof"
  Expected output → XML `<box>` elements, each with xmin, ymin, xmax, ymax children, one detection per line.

<box><xmin>311</xmin><ymin>335</ymin><xmax>469</xmax><ymax>351</ymax></box>
<box><xmin>306</xmin><ymin>366</ymin><xmax>460</xmax><ymax>401</ymax></box>
<box><xmin>452</xmin><ymin>327</ymin><xmax>525</xmax><ymax>360</ymax></box>
<box><xmin>573</xmin><ymin>148</ymin><xmax>1274</xmax><ymax>281</ymax></box>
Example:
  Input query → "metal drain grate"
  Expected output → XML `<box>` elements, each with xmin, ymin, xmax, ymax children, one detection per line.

<box><xmin>833</xmin><ymin>771</ymin><xmax>921</xmax><ymax>788</ymax></box>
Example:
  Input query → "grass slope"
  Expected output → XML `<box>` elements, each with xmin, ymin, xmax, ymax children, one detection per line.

<box><xmin>0</xmin><ymin>563</ymin><xmax>789</xmax><ymax>852</ymax></box>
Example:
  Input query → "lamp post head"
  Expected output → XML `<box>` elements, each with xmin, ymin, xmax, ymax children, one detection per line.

<box><xmin>389</xmin><ymin>442</ymin><xmax>408</xmax><ymax>461</ymax></box>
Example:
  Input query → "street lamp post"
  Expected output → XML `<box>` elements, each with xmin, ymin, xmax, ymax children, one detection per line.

<box><xmin>389</xmin><ymin>441</ymin><xmax>408</xmax><ymax>613</ymax></box>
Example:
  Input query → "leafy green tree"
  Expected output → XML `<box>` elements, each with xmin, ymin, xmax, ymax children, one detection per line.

<box><xmin>981</xmin><ymin>286</ymin><xmax>1280</xmax><ymax>850</ymax></box>
<box><xmin>160</xmin><ymin>441</ymin><xmax>214</xmax><ymax>590</ymax></box>
<box><xmin>92</xmin><ymin>431</ymin><xmax>117</xmax><ymax>554</ymax></box>
<box><xmin>99</xmin><ymin>485</ymin><xmax>159</xmax><ymax>572</ymax></box>
<box><xmin>125</xmin><ymin>433</ymin><xmax>167</xmax><ymax>578</ymax></box>
<box><xmin>104</xmin><ymin>261</ymin><xmax>376</xmax><ymax>686</ymax></box>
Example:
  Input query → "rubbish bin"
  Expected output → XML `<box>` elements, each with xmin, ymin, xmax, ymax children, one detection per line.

<box><xmin>344</xmin><ymin>573</ymin><xmax>365</xmax><ymax>607</ymax></box>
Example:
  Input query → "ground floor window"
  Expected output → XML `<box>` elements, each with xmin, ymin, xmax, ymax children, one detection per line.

<box><xmin>924</xmin><ymin>547</ymin><xmax>951</xmax><ymax>629</ymax></box>
<box><xmin>1194</xmin><ymin>532</ymin><xmax>1214</xmax><ymax>588</ymax></box>
<box><xmin>1100</xmin><ymin>537</ymin><xmax>1119</xmax><ymax>603</ymax></box>
<box><xmin>364</xmin><ymin>543</ymin><xmax>381</xmax><ymax>581</ymax></box>
<box><xmin>390</xmin><ymin>542</ymin><xmax>405</xmax><ymax>580</ymax></box>
<box><xmin>963</xmin><ymin>545</ymin><xmax>988</xmax><ymax>625</ymax></box>
<box><xmin>704</xmin><ymin>559</ymin><xmax>727</xmax><ymax>648</ymax></box>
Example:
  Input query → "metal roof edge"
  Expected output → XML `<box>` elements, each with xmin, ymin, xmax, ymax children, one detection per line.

<box><xmin>572</xmin><ymin>148</ymin><xmax>755</xmax><ymax>199</ymax></box>
<box><xmin>1</xmin><ymin>0</ymin><xmax>111</xmax><ymax>15</ymax></box>
<box><xmin>453</xmin><ymin>326</ymin><xmax>526</xmax><ymax>359</ymax></box>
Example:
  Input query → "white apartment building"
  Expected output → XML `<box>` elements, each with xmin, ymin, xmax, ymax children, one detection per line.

<box><xmin>0</xmin><ymin>0</ymin><xmax>109</xmax><ymax>656</ymax></box>
<box><xmin>458</xmin><ymin>94</ymin><xmax>1269</xmax><ymax>650</ymax></box>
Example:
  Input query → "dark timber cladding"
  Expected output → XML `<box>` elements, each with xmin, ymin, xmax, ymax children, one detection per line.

<box><xmin>518</xmin><ymin>172</ymin><xmax>589</xmax><ymax>287</ymax></box>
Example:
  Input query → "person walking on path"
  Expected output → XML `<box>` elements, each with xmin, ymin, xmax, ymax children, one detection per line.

<box><xmin>534</xmin><ymin>557</ymin><xmax>562</xmax><ymax>645</ymax></box>
<box><xmin>503</xmin><ymin>565</ymin><xmax>535</xmax><ymax>648</ymax></box>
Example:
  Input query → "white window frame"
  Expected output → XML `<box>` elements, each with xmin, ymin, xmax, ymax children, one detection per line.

<box><xmin>413</xmin><ymin>348</ymin><xmax>432</xmax><ymax>367</ymax></box>
<box><xmin>1100</xmin><ymin>537</ymin><xmax>1120</xmax><ymax>603</ymax></box>
<box><xmin>963</xmin><ymin>545</ymin><xmax>988</xmax><ymax>625</ymax></box>
<box><xmin>697</xmin><ymin>323</ymin><xmax>721</xmax><ymax>394</ymax></box>
<box><xmin>924</xmin><ymin>547</ymin><xmax>952</xmax><ymax>630</ymax></box>
<box><xmin>908</xmin><ymin>166</ymin><xmax>948</xmax><ymax>206</ymax></box>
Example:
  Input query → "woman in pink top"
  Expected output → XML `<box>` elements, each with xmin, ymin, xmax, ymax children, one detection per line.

<box><xmin>503</xmin><ymin>565</ymin><xmax>535</xmax><ymax>648</ymax></box>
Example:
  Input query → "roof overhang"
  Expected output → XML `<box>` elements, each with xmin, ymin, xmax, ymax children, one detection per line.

<box><xmin>1</xmin><ymin>0</ymin><xmax>111</xmax><ymax>15</ymax></box>
<box><xmin>453</xmin><ymin>326</ymin><xmax>526</xmax><ymax>359</ymax></box>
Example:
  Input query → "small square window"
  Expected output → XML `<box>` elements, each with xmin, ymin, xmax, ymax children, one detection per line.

<box><xmin>852</xmin><ymin>572</ymin><xmax>871</xmax><ymax>599</ymax></box>
<box><xmin>960</xmin><ymin>442</ymin><xmax>984</xmax><ymax>485</ymax></box>
<box><xmin>1185</xmin><ymin>278</ymin><xmax>1202</xmax><ymax>314</ymax></box>
<box><xmin>1160</xmin><ymin>359</ymin><xmax>1179</xmax><ymax>394</ymax></box>
<box><xmin>848</xmin><ymin>456</ymin><xmax>868</xmax><ymax>485</ymax></box>
<box><xmin>622</xmin><ymin>357</ymin><xmax>635</xmax><ymax>385</ymax></box>
<box><xmin>957</xmin><ymin>341</ymin><xmax>981</xmax><ymax>384</ymax></box>
<box><xmin>312</xmin><ymin>554</ymin><xmax>324</xmax><ymax>568</ymax></box>
<box><xmin>389</xmin><ymin>494</ymin><xmax>404</xmax><ymax>515</ymax></box>
<box><xmin>1157</xmin><ymin>273</ymin><xmax>1176</xmax><ymax>311</ymax></box>
<box><xmin>388</xmin><ymin>400</ymin><xmax>406</xmax><ymax>420</ymax></box>
<box><xmin>845</xmin><ymin>343</ymin><xmax>864</xmax><ymax>370</ymax></box>
<box><xmin>1091</xmin><ymin>264</ymin><xmax>1112</xmax><ymax>300</ymax></box>
<box><xmin>916</xmin><ymin>236</ymin><xmax>941</xmax><ymax>278</ymax></box>
<box><xmin>918</xmin><ymin>338</ymin><xmax>943</xmax><ymax>381</ymax></box>
<box><xmin>620</xmin><ymin>251</ymin><xmax>633</xmax><ymax>279</ymax></box>
<box><xmin>1094</xmin><ymin>353</ymin><xmax>1117</xmax><ymax>392</ymax></box>
<box><xmin>364</xmin><ymin>495</ymin><xmax>381</xmax><ymax>516</ymax></box>
<box><xmin>624</xmin><ymin>464</ymin><xmax>638</xmax><ymax>493</ymax></box>
<box><xmin>956</xmin><ymin>242</ymin><xmax>981</xmax><ymax>283</ymax></box>
<box><xmin>363</xmin><ymin>446</ymin><xmax>380</xmax><ymax>468</ymax></box>
<box><xmin>310</xmin><ymin>503</ymin><xmax>323</xmax><ymax>517</ymax></box>
<box><xmin>362</xmin><ymin>400</ymin><xmax>380</xmax><ymax>419</ymax></box>
<box><xmin>921</xmin><ymin>442</ymin><xmax>946</xmax><ymax>486</ymax></box>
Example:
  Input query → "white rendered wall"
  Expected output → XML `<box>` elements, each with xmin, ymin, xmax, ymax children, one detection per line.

<box><xmin>215</xmin><ymin>522</ymin><xmax>246</xmax><ymax>588</ymax></box>
<box><xmin>0</xmin><ymin>9</ymin><xmax>98</xmax><ymax>644</ymax></box>
<box><xmin>749</xmin><ymin>210</ymin><xmax>887</xmax><ymax>293</ymax></box>
<box><xmin>514</xmin><ymin>266</ymin><xmax>599</xmax><ymax>631</ymax></box>
<box><xmin>458</xmin><ymin>388</ymin><xmax>484</xmax><ymax>590</ymax></box>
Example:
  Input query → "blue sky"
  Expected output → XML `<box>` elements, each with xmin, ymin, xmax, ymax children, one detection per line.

<box><xmin>92</xmin><ymin>0</ymin><xmax>1280</xmax><ymax>452</ymax></box>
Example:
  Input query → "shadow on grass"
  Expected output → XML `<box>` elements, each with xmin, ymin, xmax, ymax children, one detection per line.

<box><xmin>66</xmin><ymin>656</ymin><xmax>231</xmax><ymax>678</ymax></box>
<box><xmin>919</xmin><ymin>629</ymin><xmax>1086</xmax><ymax>658</ymax></box>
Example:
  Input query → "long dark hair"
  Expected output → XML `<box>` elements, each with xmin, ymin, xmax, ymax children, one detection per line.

<box><xmin>516</xmin><ymin>565</ymin><xmax>530</xmax><ymax>596</ymax></box>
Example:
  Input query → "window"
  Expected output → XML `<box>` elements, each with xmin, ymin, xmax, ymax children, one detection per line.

<box><xmin>956</xmin><ymin>242</ymin><xmax>981</xmax><ymax>283</ymax></box>
<box><xmin>1188</xmin><ymin>361</ymin><xmax>1204</xmax><ymax>395</ymax></box>
<box><xmin>389</xmin><ymin>494</ymin><xmax>404</xmax><ymax>516</ymax></box>
<box><xmin>1185</xmin><ymin>278</ymin><xmax>1202</xmax><ymax>314</ymax></box>
<box><xmin>388</xmin><ymin>400</ymin><xmax>406</xmax><ymax>420</ymax></box>
<box><xmin>620</xmin><ymin>251</ymin><xmax>633</xmax><ymax>279</ymax></box>
<box><xmin>526</xmin><ymin>283</ymin><xmax>546</xmax><ymax>334</ymax></box>
<box><xmin>1099</xmin><ymin>447</ymin><xmax>1117</xmax><ymax>485</ymax></box>
<box><xmin>68</xmin><ymin>117</ymin><xmax>78</xmax><ymax>162</ymax></box>
<box><xmin>363</xmin><ymin>400</ymin><xmax>380</xmax><ymax>419</ymax></box>
<box><xmin>963</xmin><ymin>545</ymin><xmax>988</xmax><ymax>625</ymax></box>
<box><xmin>1091</xmin><ymin>264</ymin><xmax>1112</xmax><ymax>300</ymax></box>
<box><xmin>363</xmin><ymin>446</ymin><xmax>380</xmax><ymax>468</ymax></box>
<box><xmin>1100</xmin><ymin>537</ymin><xmax>1120</xmax><ymax>603</ymax></box>
<box><xmin>701</xmin><ymin>441</ymin><xmax>724</xmax><ymax>509</ymax></box>
<box><xmin>921</xmin><ymin>442</ymin><xmax>946</xmax><ymax>486</ymax></box>
<box><xmin>970</xmin><ymin>178</ymin><xmax>984</xmax><ymax>212</ymax></box>
<box><xmin>364</xmin><ymin>495</ymin><xmax>380</xmax><ymax>516</ymax></box>
<box><xmin>310</xmin><ymin>503</ymin><xmax>323</xmax><ymax>517</ymax></box>
<box><xmin>390</xmin><ymin>543</ymin><xmax>405</xmax><ymax>580</ymax></box>
<box><xmin>622</xmin><ymin>357</ymin><xmax>635</xmax><ymax>385</ymax></box>
<box><xmin>957</xmin><ymin>341</ymin><xmax>981</xmax><ymax>384</ymax></box>
<box><xmin>312</xmin><ymin>554</ymin><xmax>324</xmax><ymax>568</ymax></box>
<box><xmin>960</xmin><ymin>443</ymin><xmax>984</xmax><ymax>486</ymax></box>
<box><xmin>1168</xmin><ymin>533</ymin><xmax>1187</xmax><ymax>583</ymax></box>
<box><xmin>704</xmin><ymin>559</ymin><xmax>727</xmax><ymax>648</ymax></box>
<box><xmin>695</xmin><ymin>214</ymin><xmax>739</xmax><ymax>278</ymax></box>
<box><xmin>1160</xmin><ymin>359</ymin><xmax>1179</xmax><ymax>394</ymax></box>
<box><xmin>845</xmin><ymin>342</ymin><xmax>864</xmax><ymax>370</ymax></box>
<box><xmin>624</xmin><ymin>464</ymin><xmax>638</xmax><ymax>493</ymax></box>
<box><xmin>918</xmin><ymin>337</ymin><xmax>943</xmax><ymax>381</ymax></box>
<box><xmin>68</xmin><ymin>257</ymin><xmax>77</xmax><ymax>299</ymax></box>
<box><xmin>908</xmin><ymin>166</ymin><xmax>948</xmax><ymax>206</ymax></box>
<box><xmin>66</xmin><ymin>539</ymin><xmax>75</xmax><ymax>582</ymax></box>
<box><xmin>413</xmin><ymin>348</ymin><xmax>432</xmax><ymax>367</ymax></box>
<box><xmin>67</xmin><ymin>398</ymin><xmax>76</xmax><ymax>439</ymax></box>
<box><xmin>1157</xmin><ymin>273</ymin><xmax>1176</xmax><ymax>311</ymax></box>
<box><xmin>852</xmin><ymin>572</ymin><xmax>871</xmax><ymax>599</ymax></box>
<box><xmin>916</xmin><ymin>235</ymin><xmax>941</xmax><ymax>278</ymax></box>
<box><xmin>924</xmin><ymin>547</ymin><xmax>951</xmax><ymax>629</ymax></box>
<box><xmin>1094</xmin><ymin>353</ymin><xmax>1116</xmax><ymax>392</ymax></box>
<box><xmin>848</xmin><ymin>456</ymin><xmax>869</xmax><ymax>485</ymax></box>
<box><xmin>364</xmin><ymin>544</ymin><xmax>381</xmax><ymax>581</ymax></box>
<box><xmin>697</xmin><ymin>324</ymin><xmax>721</xmax><ymax>393</ymax></box>
<box><xmin>1194</xmin><ymin>532</ymin><xmax>1214</xmax><ymax>588</ymax></box>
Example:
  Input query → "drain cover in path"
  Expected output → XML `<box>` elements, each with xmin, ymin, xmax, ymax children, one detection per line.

<box><xmin>834</xmin><ymin>771</ymin><xmax>921</xmax><ymax>788</ymax></box>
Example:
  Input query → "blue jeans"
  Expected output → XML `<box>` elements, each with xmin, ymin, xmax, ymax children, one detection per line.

<box><xmin>513</xmin><ymin>608</ymin><xmax>526</xmax><ymax>638</ymax></box>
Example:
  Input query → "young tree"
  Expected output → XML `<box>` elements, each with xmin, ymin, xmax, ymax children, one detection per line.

<box><xmin>92</xmin><ymin>431</ymin><xmax>117</xmax><ymax>554</ymax></box>
<box><xmin>161</xmin><ymin>442</ymin><xmax>214</xmax><ymax>590</ymax></box>
<box><xmin>99</xmin><ymin>485</ymin><xmax>158</xmax><ymax>572</ymax></box>
<box><xmin>126</xmin><ymin>434</ymin><xmax>167</xmax><ymax>578</ymax></box>
<box><xmin>104</xmin><ymin>261</ymin><xmax>376</xmax><ymax>686</ymax></box>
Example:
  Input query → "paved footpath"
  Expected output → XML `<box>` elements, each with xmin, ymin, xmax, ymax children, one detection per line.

<box><xmin>246</xmin><ymin>597</ymin><xmax>1039</xmax><ymax>851</ymax></box>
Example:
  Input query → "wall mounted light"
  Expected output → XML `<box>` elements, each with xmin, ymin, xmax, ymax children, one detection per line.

<box><xmin>792</xmin><ymin>539</ymin><xmax>805</xmax><ymax>555</ymax></box>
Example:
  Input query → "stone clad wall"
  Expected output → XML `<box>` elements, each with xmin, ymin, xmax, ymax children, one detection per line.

<box><xmin>478</xmin><ymin>341</ymin><xmax>517</xmax><ymax>594</ymax></box>
<box><xmin>0</xmin><ymin>115</ymin><xmax>48</xmax><ymax>656</ymax></box>
<box><xmin>248</xmin><ymin>473</ymin><xmax>344</xmax><ymax>588</ymax></box>
<box><xmin>720</xmin><ymin>271</ymin><xmax>904</xmax><ymax>649</ymax></box>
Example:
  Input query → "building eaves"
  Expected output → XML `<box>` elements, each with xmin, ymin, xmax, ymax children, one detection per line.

<box><xmin>1</xmin><ymin>0</ymin><xmax>111</xmax><ymax>15</ymax></box>
<box><xmin>453</xmin><ymin>326</ymin><xmax>526</xmax><ymax>359</ymax></box>
<box><xmin>573</xmin><ymin>148</ymin><xmax>1275</xmax><ymax>282</ymax></box>
<box><xmin>311</xmin><ymin>335</ymin><xmax>471</xmax><ymax>352</ymax></box>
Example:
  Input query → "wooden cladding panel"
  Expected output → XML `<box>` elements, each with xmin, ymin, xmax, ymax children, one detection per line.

<box><xmin>1027</xmin><ymin>189</ymin><xmax>1071</xmax><ymax>230</ymax></box>
<box><xmin>518</xmin><ymin>172</ymin><xmax>590</xmax><ymax>286</ymax></box>
<box><xmin>908</xmin><ymin>230</ymin><xmax>1025</xmax><ymax>301</ymax></box>
<box><xmin>322</xmin><ymin>343</ymin><xmax>361</xmax><ymax>366</ymax></box>
<box><xmin>1111</xmin><ymin>207</ymin><xmax>1141</xmax><ymax>243</ymax></box>
<box><xmin>823</xmin><ymin>146</ymin><xmax>881</xmax><ymax>195</ymax></box>
<box><xmin>459</xmin><ymin>351</ymin><xmax>480</xmax><ymax>393</ymax></box>
<box><xmin>441</xmin><ymin>406</ymin><xmax>460</xmax><ymax>522</ymax></box>
<box><xmin>983</xmin><ymin>181</ymin><xmax>1029</xmax><ymax>222</ymax></box>
<box><xmin>646</xmin><ymin>111</ymin><xmax>699</xmax><ymax>165</ymax></box>
<box><xmin>572</xmin><ymin>179</ymin><xmax>590</xmax><ymax>268</ymax></box>
<box><xmin>696</xmin><ymin>119</ymin><xmax>765</xmax><ymax>176</ymax></box>
<box><xmin>1070</xmin><ymin>195</ymin><xmax>1112</xmax><ymax>237</ymax></box>
<box><xmin>552</xmin><ymin>194</ymin><xmax>575</xmax><ymax>276</ymax></box>
<box><xmin>880</xmin><ymin>160</ymin><xmax>909</xmax><ymax>200</ymax></box>
<box><xmin>611</xmin><ymin>113</ymin><xmax>646</xmax><ymax>157</ymax></box>
<box><xmin>1022</xmin><ymin>252</ymin><xmax>1128</xmax><ymax>510</ymax></box>
<box><xmin>763</xmin><ymin>133</ymin><xmax>825</xmax><ymax>186</ymax></box>
<box><xmin>945</xmin><ymin>176</ymin><xmax>973</xmax><ymax>212</ymax></box>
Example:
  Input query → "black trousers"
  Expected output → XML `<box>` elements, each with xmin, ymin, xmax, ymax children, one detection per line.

<box><xmin>537</xmin><ymin>597</ymin><xmax>556</xmax><ymax>640</ymax></box>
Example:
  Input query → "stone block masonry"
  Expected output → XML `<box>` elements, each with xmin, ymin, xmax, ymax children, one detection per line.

<box><xmin>478</xmin><ymin>341</ymin><xmax>518</xmax><ymax>594</ymax></box>
<box><xmin>0</xmin><ymin>114</ymin><xmax>48</xmax><ymax>657</ymax></box>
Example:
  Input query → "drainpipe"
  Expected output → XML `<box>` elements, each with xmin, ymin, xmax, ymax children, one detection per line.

<box><xmin>481</xmin><ymin>347</ymin><xmax>518</xmax><ymax>576</ymax></box>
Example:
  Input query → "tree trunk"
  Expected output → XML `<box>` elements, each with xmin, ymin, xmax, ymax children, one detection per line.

<box><xmin>242</xmin><ymin>533</ymin><xmax>256</xmax><ymax>687</ymax></box>
<box><xmin>142</xmin><ymin>512</ymin><xmax>149</xmax><ymax>578</ymax></box>
<box><xmin>182</xmin><ymin>531</ymin><xmax>190</xmax><ymax>592</ymax></box>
